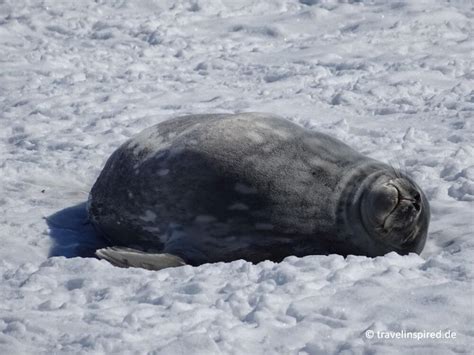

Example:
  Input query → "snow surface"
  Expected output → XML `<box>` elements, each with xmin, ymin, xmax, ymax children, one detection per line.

<box><xmin>0</xmin><ymin>0</ymin><xmax>473</xmax><ymax>353</ymax></box>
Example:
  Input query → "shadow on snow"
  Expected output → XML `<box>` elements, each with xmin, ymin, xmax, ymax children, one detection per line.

<box><xmin>47</xmin><ymin>202</ymin><xmax>107</xmax><ymax>258</ymax></box>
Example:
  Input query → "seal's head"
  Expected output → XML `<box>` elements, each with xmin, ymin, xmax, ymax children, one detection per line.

<box><xmin>360</xmin><ymin>174</ymin><xmax>430</xmax><ymax>255</ymax></box>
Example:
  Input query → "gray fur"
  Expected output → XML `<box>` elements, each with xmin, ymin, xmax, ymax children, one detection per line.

<box><xmin>88</xmin><ymin>113</ymin><xmax>430</xmax><ymax>267</ymax></box>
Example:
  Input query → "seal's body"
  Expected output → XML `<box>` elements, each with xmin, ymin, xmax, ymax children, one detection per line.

<box><xmin>88</xmin><ymin>113</ymin><xmax>430</xmax><ymax>269</ymax></box>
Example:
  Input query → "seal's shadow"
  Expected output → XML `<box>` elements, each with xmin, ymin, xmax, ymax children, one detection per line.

<box><xmin>47</xmin><ymin>202</ymin><xmax>107</xmax><ymax>258</ymax></box>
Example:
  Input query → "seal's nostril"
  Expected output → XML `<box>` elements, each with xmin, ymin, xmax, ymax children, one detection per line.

<box><xmin>413</xmin><ymin>202</ymin><xmax>421</xmax><ymax>211</ymax></box>
<box><xmin>414</xmin><ymin>192</ymin><xmax>420</xmax><ymax>202</ymax></box>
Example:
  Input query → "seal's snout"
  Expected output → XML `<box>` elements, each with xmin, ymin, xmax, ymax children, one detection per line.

<box><xmin>389</xmin><ymin>179</ymin><xmax>423</xmax><ymax>218</ymax></box>
<box><xmin>412</xmin><ymin>192</ymin><xmax>421</xmax><ymax>212</ymax></box>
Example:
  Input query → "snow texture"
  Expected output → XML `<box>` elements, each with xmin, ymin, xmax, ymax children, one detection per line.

<box><xmin>0</xmin><ymin>0</ymin><xmax>473</xmax><ymax>354</ymax></box>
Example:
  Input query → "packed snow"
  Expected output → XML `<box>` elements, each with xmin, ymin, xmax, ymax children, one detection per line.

<box><xmin>0</xmin><ymin>0</ymin><xmax>473</xmax><ymax>354</ymax></box>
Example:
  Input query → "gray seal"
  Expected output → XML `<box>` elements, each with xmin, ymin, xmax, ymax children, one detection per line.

<box><xmin>88</xmin><ymin>113</ymin><xmax>430</xmax><ymax>270</ymax></box>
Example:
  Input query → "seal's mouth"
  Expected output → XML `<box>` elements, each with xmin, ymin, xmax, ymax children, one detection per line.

<box><xmin>382</xmin><ymin>183</ymin><xmax>421</xmax><ymax>229</ymax></box>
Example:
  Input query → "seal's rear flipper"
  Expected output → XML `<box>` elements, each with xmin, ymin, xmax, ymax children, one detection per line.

<box><xmin>95</xmin><ymin>247</ymin><xmax>187</xmax><ymax>270</ymax></box>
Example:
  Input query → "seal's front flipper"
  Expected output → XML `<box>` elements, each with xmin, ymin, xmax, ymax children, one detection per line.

<box><xmin>95</xmin><ymin>247</ymin><xmax>187</xmax><ymax>270</ymax></box>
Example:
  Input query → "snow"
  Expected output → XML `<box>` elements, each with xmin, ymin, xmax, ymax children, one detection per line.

<box><xmin>0</xmin><ymin>0</ymin><xmax>472</xmax><ymax>353</ymax></box>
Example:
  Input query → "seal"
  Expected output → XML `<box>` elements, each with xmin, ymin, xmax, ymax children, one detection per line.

<box><xmin>88</xmin><ymin>113</ymin><xmax>430</xmax><ymax>270</ymax></box>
